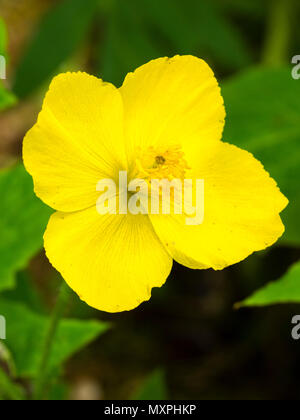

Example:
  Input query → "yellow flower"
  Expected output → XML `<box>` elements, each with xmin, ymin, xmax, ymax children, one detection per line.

<box><xmin>23</xmin><ymin>56</ymin><xmax>288</xmax><ymax>313</ymax></box>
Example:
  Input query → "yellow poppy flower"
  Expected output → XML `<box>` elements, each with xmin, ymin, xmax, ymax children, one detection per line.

<box><xmin>23</xmin><ymin>55</ymin><xmax>288</xmax><ymax>313</ymax></box>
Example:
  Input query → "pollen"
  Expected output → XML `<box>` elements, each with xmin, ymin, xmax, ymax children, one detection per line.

<box><xmin>135</xmin><ymin>145</ymin><xmax>190</xmax><ymax>181</ymax></box>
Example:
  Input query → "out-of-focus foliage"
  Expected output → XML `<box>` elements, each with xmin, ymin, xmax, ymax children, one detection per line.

<box><xmin>0</xmin><ymin>367</ymin><xmax>25</xmax><ymax>400</ymax></box>
<box><xmin>0</xmin><ymin>342</ymin><xmax>15</xmax><ymax>374</ymax></box>
<box><xmin>13</xmin><ymin>0</ymin><xmax>100</xmax><ymax>98</ymax></box>
<box><xmin>99</xmin><ymin>0</ymin><xmax>162</xmax><ymax>87</ymax></box>
<box><xmin>132</xmin><ymin>369</ymin><xmax>168</xmax><ymax>400</ymax></box>
<box><xmin>13</xmin><ymin>0</ymin><xmax>253</xmax><ymax>93</ymax></box>
<box><xmin>0</xmin><ymin>165</ymin><xmax>52</xmax><ymax>292</ymax></box>
<box><xmin>0</xmin><ymin>72</ymin><xmax>16</xmax><ymax>111</ymax></box>
<box><xmin>0</xmin><ymin>298</ymin><xmax>110</xmax><ymax>378</ymax></box>
<box><xmin>216</xmin><ymin>0</ymin><xmax>265</xmax><ymax>17</ymax></box>
<box><xmin>142</xmin><ymin>0</ymin><xmax>251</xmax><ymax>67</ymax></box>
<box><xmin>223</xmin><ymin>67</ymin><xmax>300</xmax><ymax>245</ymax></box>
<box><xmin>239</xmin><ymin>261</ymin><xmax>300</xmax><ymax>307</ymax></box>
<box><xmin>99</xmin><ymin>0</ymin><xmax>252</xmax><ymax>86</ymax></box>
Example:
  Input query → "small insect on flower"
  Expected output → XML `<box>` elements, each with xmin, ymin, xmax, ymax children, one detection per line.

<box><xmin>23</xmin><ymin>56</ymin><xmax>288</xmax><ymax>313</ymax></box>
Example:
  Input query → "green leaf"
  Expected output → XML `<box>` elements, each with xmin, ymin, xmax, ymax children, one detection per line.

<box><xmin>0</xmin><ymin>165</ymin><xmax>52</xmax><ymax>292</ymax></box>
<box><xmin>132</xmin><ymin>369</ymin><xmax>168</xmax><ymax>400</ymax></box>
<box><xmin>0</xmin><ymin>299</ymin><xmax>110</xmax><ymax>377</ymax></box>
<box><xmin>3</xmin><ymin>271</ymin><xmax>46</xmax><ymax>314</ymax></box>
<box><xmin>13</xmin><ymin>0</ymin><xmax>100</xmax><ymax>98</ymax></box>
<box><xmin>238</xmin><ymin>261</ymin><xmax>300</xmax><ymax>307</ymax></box>
<box><xmin>222</xmin><ymin>67</ymin><xmax>300</xmax><ymax>245</ymax></box>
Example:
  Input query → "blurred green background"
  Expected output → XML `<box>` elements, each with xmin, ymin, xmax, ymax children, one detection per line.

<box><xmin>0</xmin><ymin>0</ymin><xmax>300</xmax><ymax>400</ymax></box>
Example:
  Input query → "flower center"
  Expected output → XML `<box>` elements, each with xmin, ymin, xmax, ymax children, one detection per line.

<box><xmin>135</xmin><ymin>145</ymin><xmax>190</xmax><ymax>181</ymax></box>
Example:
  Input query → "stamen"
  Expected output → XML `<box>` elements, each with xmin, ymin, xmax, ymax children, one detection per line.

<box><xmin>135</xmin><ymin>145</ymin><xmax>190</xmax><ymax>181</ymax></box>
<box><xmin>155</xmin><ymin>156</ymin><xmax>166</xmax><ymax>166</ymax></box>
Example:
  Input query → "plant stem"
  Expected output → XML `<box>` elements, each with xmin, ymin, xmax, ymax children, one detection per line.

<box><xmin>34</xmin><ymin>282</ymin><xmax>71</xmax><ymax>400</ymax></box>
<box><xmin>262</xmin><ymin>0</ymin><xmax>294</xmax><ymax>66</ymax></box>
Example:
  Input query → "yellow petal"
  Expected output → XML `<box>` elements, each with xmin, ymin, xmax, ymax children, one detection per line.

<box><xmin>44</xmin><ymin>208</ymin><xmax>173</xmax><ymax>312</ymax></box>
<box><xmin>119</xmin><ymin>55</ymin><xmax>225</xmax><ymax>169</ymax></box>
<box><xmin>150</xmin><ymin>142</ymin><xmax>288</xmax><ymax>270</ymax></box>
<box><xmin>23</xmin><ymin>72</ymin><xmax>126</xmax><ymax>212</ymax></box>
